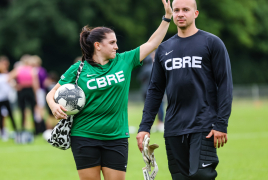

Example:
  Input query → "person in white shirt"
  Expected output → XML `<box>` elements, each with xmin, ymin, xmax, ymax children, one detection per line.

<box><xmin>0</xmin><ymin>56</ymin><xmax>17</xmax><ymax>140</ymax></box>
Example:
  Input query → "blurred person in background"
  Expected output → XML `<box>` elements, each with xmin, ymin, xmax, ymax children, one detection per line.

<box><xmin>44</xmin><ymin>71</ymin><xmax>59</xmax><ymax>129</ymax></box>
<box><xmin>0</xmin><ymin>56</ymin><xmax>18</xmax><ymax>141</ymax></box>
<box><xmin>9</xmin><ymin>55</ymin><xmax>39</xmax><ymax>135</ymax></box>
<box><xmin>46</xmin><ymin>0</ymin><xmax>172</xmax><ymax>179</ymax></box>
<box><xmin>31</xmin><ymin>55</ymin><xmax>47</xmax><ymax>134</ymax></box>
<box><xmin>1</xmin><ymin>106</ymin><xmax>10</xmax><ymax>140</ymax></box>
<box><xmin>137</xmin><ymin>52</ymin><xmax>165</xmax><ymax>132</ymax></box>
<box><xmin>137</xmin><ymin>0</ymin><xmax>233</xmax><ymax>179</ymax></box>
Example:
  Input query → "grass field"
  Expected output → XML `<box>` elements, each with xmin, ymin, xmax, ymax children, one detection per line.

<box><xmin>0</xmin><ymin>99</ymin><xmax>268</xmax><ymax>180</ymax></box>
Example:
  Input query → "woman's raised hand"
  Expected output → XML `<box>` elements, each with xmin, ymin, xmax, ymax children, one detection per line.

<box><xmin>162</xmin><ymin>0</ymin><xmax>173</xmax><ymax>19</ymax></box>
<box><xmin>139</xmin><ymin>0</ymin><xmax>172</xmax><ymax>61</ymax></box>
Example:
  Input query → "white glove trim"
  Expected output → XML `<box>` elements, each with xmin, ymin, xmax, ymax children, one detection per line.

<box><xmin>142</xmin><ymin>135</ymin><xmax>159</xmax><ymax>180</ymax></box>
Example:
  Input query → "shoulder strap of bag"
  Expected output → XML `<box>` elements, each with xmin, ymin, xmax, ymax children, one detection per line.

<box><xmin>75</xmin><ymin>61</ymin><xmax>85</xmax><ymax>85</ymax></box>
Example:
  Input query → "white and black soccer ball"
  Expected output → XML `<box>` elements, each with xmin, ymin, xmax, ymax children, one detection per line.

<box><xmin>54</xmin><ymin>84</ymin><xmax>86</xmax><ymax>115</ymax></box>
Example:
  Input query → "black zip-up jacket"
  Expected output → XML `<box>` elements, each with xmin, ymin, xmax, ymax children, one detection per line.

<box><xmin>138</xmin><ymin>30</ymin><xmax>233</xmax><ymax>137</ymax></box>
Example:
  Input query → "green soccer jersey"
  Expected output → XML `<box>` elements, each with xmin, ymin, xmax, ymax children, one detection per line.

<box><xmin>58</xmin><ymin>47</ymin><xmax>141</xmax><ymax>140</ymax></box>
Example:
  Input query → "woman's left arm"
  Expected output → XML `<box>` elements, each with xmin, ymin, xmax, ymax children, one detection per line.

<box><xmin>140</xmin><ymin>0</ymin><xmax>172</xmax><ymax>61</ymax></box>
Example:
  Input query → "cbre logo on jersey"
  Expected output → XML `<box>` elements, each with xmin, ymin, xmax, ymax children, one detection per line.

<box><xmin>165</xmin><ymin>56</ymin><xmax>202</xmax><ymax>70</ymax></box>
<box><xmin>87</xmin><ymin>70</ymin><xmax>125</xmax><ymax>90</ymax></box>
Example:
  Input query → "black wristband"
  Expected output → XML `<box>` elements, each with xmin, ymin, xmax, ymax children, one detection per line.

<box><xmin>162</xmin><ymin>15</ymin><xmax>171</xmax><ymax>23</ymax></box>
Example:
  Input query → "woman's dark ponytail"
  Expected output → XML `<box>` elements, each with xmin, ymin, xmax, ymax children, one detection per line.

<box><xmin>80</xmin><ymin>26</ymin><xmax>93</xmax><ymax>63</ymax></box>
<box><xmin>80</xmin><ymin>25</ymin><xmax>114</xmax><ymax>67</ymax></box>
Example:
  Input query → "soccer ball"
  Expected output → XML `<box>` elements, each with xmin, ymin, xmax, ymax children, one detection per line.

<box><xmin>54</xmin><ymin>83</ymin><xmax>86</xmax><ymax>115</ymax></box>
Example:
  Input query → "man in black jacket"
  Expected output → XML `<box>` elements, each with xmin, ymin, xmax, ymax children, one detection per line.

<box><xmin>136</xmin><ymin>0</ymin><xmax>233</xmax><ymax>179</ymax></box>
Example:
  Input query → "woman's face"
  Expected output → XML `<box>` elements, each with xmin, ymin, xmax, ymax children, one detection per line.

<box><xmin>99</xmin><ymin>33</ymin><xmax>118</xmax><ymax>59</ymax></box>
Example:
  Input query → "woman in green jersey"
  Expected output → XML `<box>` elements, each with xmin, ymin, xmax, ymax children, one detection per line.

<box><xmin>46</xmin><ymin>0</ymin><xmax>172</xmax><ymax>179</ymax></box>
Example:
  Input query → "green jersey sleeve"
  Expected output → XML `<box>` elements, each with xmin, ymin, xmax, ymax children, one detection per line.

<box><xmin>117</xmin><ymin>47</ymin><xmax>142</xmax><ymax>69</ymax></box>
<box><xmin>58</xmin><ymin>61</ymin><xmax>80</xmax><ymax>85</ymax></box>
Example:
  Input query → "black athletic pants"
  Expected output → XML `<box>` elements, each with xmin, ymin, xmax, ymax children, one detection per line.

<box><xmin>17</xmin><ymin>88</ymin><xmax>36</xmax><ymax>133</ymax></box>
<box><xmin>165</xmin><ymin>132</ymin><xmax>219</xmax><ymax>180</ymax></box>
<box><xmin>0</xmin><ymin>100</ymin><xmax>17</xmax><ymax>131</ymax></box>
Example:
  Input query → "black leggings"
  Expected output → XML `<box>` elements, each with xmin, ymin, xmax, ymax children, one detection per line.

<box><xmin>17</xmin><ymin>88</ymin><xmax>36</xmax><ymax>132</ymax></box>
<box><xmin>0</xmin><ymin>100</ymin><xmax>17</xmax><ymax>131</ymax></box>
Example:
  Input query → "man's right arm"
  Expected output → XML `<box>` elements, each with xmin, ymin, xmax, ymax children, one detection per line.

<box><xmin>137</xmin><ymin>48</ymin><xmax>166</xmax><ymax>151</ymax></box>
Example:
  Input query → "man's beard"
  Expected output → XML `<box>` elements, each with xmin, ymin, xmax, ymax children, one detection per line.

<box><xmin>178</xmin><ymin>21</ymin><xmax>193</xmax><ymax>30</ymax></box>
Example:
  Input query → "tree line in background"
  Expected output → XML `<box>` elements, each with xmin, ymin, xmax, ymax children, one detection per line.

<box><xmin>0</xmin><ymin>0</ymin><xmax>268</xmax><ymax>86</ymax></box>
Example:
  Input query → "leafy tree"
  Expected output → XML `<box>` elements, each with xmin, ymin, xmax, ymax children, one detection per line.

<box><xmin>0</xmin><ymin>0</ymin><xmax>267</xmax><ymax>85</ymax></box>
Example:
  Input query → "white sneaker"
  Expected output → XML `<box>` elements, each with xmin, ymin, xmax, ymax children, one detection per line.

<box><xmin>157</xmin><ymin>123</ymin><xmax>164</xmax><ymax>133</ymax></box>
<box><xmin>1</xmin><ymin>128</ymin><xmax>9</xmax><ymax>142</ymax></box>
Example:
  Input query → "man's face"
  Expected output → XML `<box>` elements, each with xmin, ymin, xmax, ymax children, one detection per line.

<box><xmin>172</xmin><ymin>0</ymin><xmax>199</xmax><ymax>30</ymax></box>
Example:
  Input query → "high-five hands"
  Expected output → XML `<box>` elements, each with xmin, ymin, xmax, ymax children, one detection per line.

<box><xmin>206</xmin><ymin>130</ymin><xmax>228</xmax><ymax>148</ymax></box>
<box><xmin>162</xmin><ymin>0</ymin><xmax>173</xmax><ymax>19</ymax></box>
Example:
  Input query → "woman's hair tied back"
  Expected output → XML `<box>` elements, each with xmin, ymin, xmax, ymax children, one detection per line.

<box><xmin>79</xmin><ymin>25</ymin><xmax>114</xmax><ymax>66</ymax></box>
<box><xmin>81</xmin><ymin>25</ymin><xmax>91</xmax><ymax>39</ymax></box>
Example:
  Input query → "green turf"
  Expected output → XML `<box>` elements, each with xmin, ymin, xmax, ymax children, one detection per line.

<box><xmin>0</xmin><ymin>99</ymin><xmax>268</xmax><ymax>180</ymax></box>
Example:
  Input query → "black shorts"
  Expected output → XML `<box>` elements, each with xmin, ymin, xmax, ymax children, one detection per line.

<box><xmin>165</xmin><ymin>132</ymin><xmax>219</xmax><ymax>180</ymax></box>
<box><xmin>71</xmin><ymin>136</ymin><xmax>128</xmax><ymax>171</ymax></box>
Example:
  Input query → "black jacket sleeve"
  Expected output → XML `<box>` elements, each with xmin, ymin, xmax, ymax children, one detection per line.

<box><xmin>209</xmin><ymin>37</ymin><xmax>233</xmax><ymax>133</ymax></box>
<box><xmin>138</xmin><ymin>48</ymin><xmax>166</xmax><ymax>133</ymax></box>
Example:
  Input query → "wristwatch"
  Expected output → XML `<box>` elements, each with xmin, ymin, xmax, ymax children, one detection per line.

<box><xmin>162</xmin><ymin>15</ymin><xmax>171</xmax><ymax>23</ymax></box>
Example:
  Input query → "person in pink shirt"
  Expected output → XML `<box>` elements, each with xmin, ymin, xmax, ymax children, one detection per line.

<box><xmin>9</xmin><ymin>55</ymin><xmax>39</xmax><ymax>134</ymax></box>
